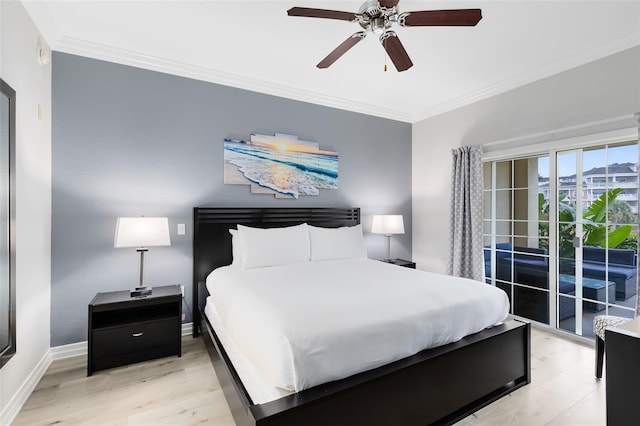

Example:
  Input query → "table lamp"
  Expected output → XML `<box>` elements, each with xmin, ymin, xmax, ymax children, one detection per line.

<box><xmin>371</xmin><ymin>214</ymin><xmax>405</xmax><ymax>261</ymax></box>
<box><xmin>114</xmin><ymin>217</ymin><xmax>171</xmax><ymax>297</ymax></box>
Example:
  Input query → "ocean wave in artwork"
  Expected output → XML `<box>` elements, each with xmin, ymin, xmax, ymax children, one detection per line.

<box><xmin>224</xmin><ymin>139</ymin><xmax>338</xmax><ymax>198</ymax></box>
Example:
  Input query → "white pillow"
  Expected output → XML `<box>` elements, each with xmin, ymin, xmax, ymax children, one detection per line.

<box><xmin>237</xmin><ymin>223</ymin><xmax>311</xmax><ymax>269</ymax></box>
<box><xmin>229</xmin><ymin>229</ymin><xmax>241</xmax><ymax>267</ymax></box>
<box><xmin>308</xmin><ymin>224</ymin><xmax>367</xmax><ymax>261</ymax></box>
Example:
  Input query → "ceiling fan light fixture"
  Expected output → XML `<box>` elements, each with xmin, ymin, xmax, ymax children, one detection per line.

<box><xmin>372</xmin><ymin>17</ymin><xmax>386</xmax><ymax>34</ymax></box>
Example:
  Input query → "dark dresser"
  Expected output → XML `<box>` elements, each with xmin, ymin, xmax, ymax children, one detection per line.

<box><xmin>605</xmin><ymin>316</ymin><xmax>640</xmax><ymax>425</ymax></box>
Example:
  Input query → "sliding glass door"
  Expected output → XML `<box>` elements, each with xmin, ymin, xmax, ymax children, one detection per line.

<box><xmin>484</xmin><ymin>141</ymin><xmax>638</xmax><ymax>337</ymax></box>
<box><xmin>556</xmin><ymin>145</ymin><xmax>638</xmax><ymax>337</ymax></box>
<box><xmin>483</xmin><ymin>157</ymin><xmax>551</xmax><ymax>324</ymax></box>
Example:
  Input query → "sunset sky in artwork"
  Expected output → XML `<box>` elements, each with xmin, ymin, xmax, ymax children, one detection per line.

<box><xmin>251</xmin><ymin>133</ymin><xmax>337</xmax><ymax>156</ymax></box>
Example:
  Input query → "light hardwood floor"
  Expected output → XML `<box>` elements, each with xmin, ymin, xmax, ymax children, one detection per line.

<box><xmin>457</xmin><ymin>328</ymin><xmax>605</xmax><ymax>426</ymax></box>
<box><xmin>12</xmin><ymin>337</ymin><xmax>235</xmax><ymax>426</ymax></box>
<box><xmin>13</xmin><ymin>328</ymin><xmax>604</xmax><ymax>425</ymax></box>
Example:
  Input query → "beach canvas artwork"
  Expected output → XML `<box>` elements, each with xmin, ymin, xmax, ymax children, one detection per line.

<box><xmin>224</xmin><ymin>133</ymin><xmax>339</xmax><ymax>199</ymax></box>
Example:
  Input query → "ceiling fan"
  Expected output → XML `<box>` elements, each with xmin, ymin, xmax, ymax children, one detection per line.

<box><xmin>287</xmin><ymin>0</ymin><xmax>482</xmax><ymax>72</ymax></box>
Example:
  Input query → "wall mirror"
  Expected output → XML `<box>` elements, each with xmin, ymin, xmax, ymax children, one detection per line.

<box><xmin>0</xmin><ymin>78</ymin><xmax>16</xmax><ymax>368</ymax></box>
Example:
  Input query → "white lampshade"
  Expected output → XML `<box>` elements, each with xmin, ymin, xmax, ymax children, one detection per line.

<box><xmin>371</xmin><ymin>215</ymin><xmax>405</xmax><ymax>235</ymax></box>
<box><xmin>114</xmin><ymin>217</ymin><xmax>171</xmax><ymax>248</ymax></box>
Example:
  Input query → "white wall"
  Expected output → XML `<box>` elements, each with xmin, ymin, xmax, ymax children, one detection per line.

<box><xmin>0</xmin><ymin>1</ymin><xmax>52</xmax><ymax>422</ymax></box>
<box><xmin>413</xmin><ymin>46</ymin><xmax>640</xmax><ymax>273</ymax></box>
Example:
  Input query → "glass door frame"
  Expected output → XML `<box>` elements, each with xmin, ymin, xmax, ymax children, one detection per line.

<box><xmin>555</xmin><ymin>149</ymin><xmax>587</xmax><ymax>335</ymax></box>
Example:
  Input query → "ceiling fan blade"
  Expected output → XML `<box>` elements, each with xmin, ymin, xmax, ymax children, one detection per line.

<box><xmin>317</xmin><ymin>32</ymin><xmax>366</xmax><ymax>69</ymax></box>
<box><xmin>399</xmin><ymin>9</ymin><xmax>482</xmax><ymax>27</ymax></box>
<box><xmin>287</xmin><ymin>7</ymin><xmax>357</xmax><ymax>22</ymax></box>
<box><xmin>380</xmin><ymin>31</ymin><xmax>413</xmax><ymax>72</ymax></box>
<box><xmin>379</xmin><ymin>0</ymin><xmax>400</xmax><ymax>8</ymax></box>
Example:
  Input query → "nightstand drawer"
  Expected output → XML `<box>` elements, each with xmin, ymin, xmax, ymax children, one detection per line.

<box><xmin>93</xmin><ymin>318</ymin><xmax>177</xmax><ymax>360</ymax></box>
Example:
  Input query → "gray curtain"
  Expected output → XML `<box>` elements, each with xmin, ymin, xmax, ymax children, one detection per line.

<box><xmin>447</xmin><ymin>146</ymin><xmax>484</xmax><ymax>281</ymax></box>
<box><xmin>636</xmin><ymin>112</ymin><xmax>639</xmax><ymax>317</ymax></box>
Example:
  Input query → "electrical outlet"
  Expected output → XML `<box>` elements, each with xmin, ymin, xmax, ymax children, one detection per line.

<box><xmin>177</xmin><ymin>223</ymin><xmax>186</xmax><ymax>235</ymax></box>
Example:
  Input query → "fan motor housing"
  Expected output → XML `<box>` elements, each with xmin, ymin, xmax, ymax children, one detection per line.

<box><xmin>358</xmin><ymin>0</ymin><xmax>398</xmax><ymax>32</ymax></box>
<box><xmin>358</xmin><ymin>0</ymin><xmax>382</xmax><ymax>17</ymax></box>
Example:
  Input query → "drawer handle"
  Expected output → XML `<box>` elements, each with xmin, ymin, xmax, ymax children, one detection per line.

<box><xmin>132</xmin><ymin>332</ymin><xmax>144</xmax><ymax>337</ymax></box>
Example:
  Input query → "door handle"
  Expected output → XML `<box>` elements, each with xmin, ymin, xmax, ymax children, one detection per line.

<box><xmin>132</xmin><ymin>332</ymin><xmax>144</xmax><ymax>337</ymax></box>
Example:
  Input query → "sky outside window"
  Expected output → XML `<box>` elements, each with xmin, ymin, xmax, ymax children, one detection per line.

<box><xmin>537</xmin><ymin>144</ymin><xmax>638</xmax><ymax>178</ymax></box>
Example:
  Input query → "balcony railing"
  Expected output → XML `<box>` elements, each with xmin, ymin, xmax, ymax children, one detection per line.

<box><xmin>587</xmin><ymin>182</ymin><xmax>638</xmax><ymax>189</ymax></box>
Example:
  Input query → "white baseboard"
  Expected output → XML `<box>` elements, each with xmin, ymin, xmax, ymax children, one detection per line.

<box><xmin>0</xmin><ymin>351</ymin><xmax>52</xmax><ymax>426</ymax></box>
<box><xmin>181</xmin><ymin>322</ymin><xmax>193</xmax><ymax>337</ymax></box>
<box><xmin>49</xmin><ymin>341</ymin><xmax>88</xmax><ymax>361</ymax></box>
<box><xmin>1</xmin><ymin>322</ymin><xmax>194</xmax><ymax>424</ymax></box>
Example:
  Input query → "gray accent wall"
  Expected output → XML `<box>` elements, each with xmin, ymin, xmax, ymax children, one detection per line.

<box><xmin>51</xmin><ymin>52</ymin><xmax>412</xmax><ymax>346</ymax></box>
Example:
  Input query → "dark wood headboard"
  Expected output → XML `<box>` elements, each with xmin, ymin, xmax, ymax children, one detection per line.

<box><xmin>192</xmin><ymin>207</ymin><xmax>360</xmax><ymax>336</ymax></box>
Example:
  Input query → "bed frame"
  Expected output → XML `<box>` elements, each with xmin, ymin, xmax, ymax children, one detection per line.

<box><xmin>192</xmin><ymin>207</ymin><xmax>531</xmax><ymax>426</ymax></box>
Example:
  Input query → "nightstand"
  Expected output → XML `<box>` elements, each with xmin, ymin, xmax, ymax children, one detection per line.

<box><xmin>380</xmin><ymin>258</ymin><xmax>416</xmax><ymax>269</ymax></box>
<box><xmin>87</xmin><ymin>285</ymin><xmax>182</xmax><ymax>376</ymax></box>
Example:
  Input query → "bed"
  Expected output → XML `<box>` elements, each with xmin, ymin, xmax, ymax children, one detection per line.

<box><xmin>192</xmin><ymin>207</ymin><xmax>530</xmax><ymax>426</ymax></box>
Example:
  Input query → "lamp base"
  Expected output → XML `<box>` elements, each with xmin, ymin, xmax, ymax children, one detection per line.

<box><xmin>131</xmin><ymin>286</ymin><xmax>152</xmax><ymax>297</ymax></box>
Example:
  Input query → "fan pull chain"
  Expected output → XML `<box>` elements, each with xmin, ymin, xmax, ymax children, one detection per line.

<box><xmin>383</xmin><ymin>39</ymin><xmax>388</xmax><ymax>72</ymax></box>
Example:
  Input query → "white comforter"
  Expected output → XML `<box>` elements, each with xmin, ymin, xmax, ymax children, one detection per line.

<box><xmin>206</xmin><ymin>258</ymin><xmax>509</xmax><ymax>393</ymax></box>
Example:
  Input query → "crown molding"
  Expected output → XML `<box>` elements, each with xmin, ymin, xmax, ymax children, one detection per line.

<box><xmin>54</xmin><ymin>36</ymin><xmax>413</xmax><ymax>123</ymax></box>
<box><xmin>57</xmin><ymin>32</ymin><xmax>638</xmax><ymax>125</ymax></box>
<box><xmin>411</xmin><ymin>34</ymin><xmax>640</xmax><ymax>123</ymax></box>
